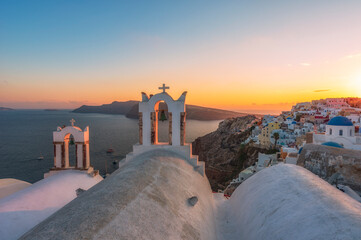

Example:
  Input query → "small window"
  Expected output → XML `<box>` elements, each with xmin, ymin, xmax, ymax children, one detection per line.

<box><xmin>330</xmin><ymin>128</ymin><xmax>332</xmax><ymax>135</ymax></box>
<box><xmin>339</xmin><ymin>129</ymin><xmax>343</xmax><ymax>136</ymax></box>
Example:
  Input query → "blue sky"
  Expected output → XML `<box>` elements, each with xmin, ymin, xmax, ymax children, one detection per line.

<box><xmin>1</xmin><ymin>1</ymin><xmax>361</xmax><ymax>113</ymax></box>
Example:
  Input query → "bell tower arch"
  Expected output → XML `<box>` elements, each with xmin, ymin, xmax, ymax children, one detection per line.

<box><xmin>52</xmin><ymin>119</ymin><xmax>90</xmax><ymax>170</ymax></box>
<box><xmin>124</xmin><ymin>84</ymin><xmax>204</xmax><ymax>176</ymax></box>
<box><xmin>139</xmin><ymin>84</ymin><xmax>187</xmax><ymax>146</ymax></box>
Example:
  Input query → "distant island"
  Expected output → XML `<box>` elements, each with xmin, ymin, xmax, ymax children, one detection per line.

<box><xmin>0</xmin><ymin>107</ymin><xmax>13</xmax><ymax>111</ymax></box>
<box><xmin>73</xmin><ymin>100</ymin><xmax>251</xmax><ymax>120</ymax></box>
<box><xmin>44</xmin><ymin>109</ymin><xmax>59</xmax><ymax>111</ymax></box>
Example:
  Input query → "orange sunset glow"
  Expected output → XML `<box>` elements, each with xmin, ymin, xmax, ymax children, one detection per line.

<box><xmin>1</xmin><ymin>1</ymin><xmax>361</xmax><ymax>114</ymax></box>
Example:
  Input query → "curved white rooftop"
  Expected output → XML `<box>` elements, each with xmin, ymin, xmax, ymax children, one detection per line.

<box><xmin>217</xmin><ymin>164</ymin><xmax>361</xmax><ymax>240</ymax></box>
<box><xmin>0</xmin><ymin>170</ymin><xmax>103</xmax><ymax>240</ymax></box>
<box><xmin>0</xmin><ymin>179</ymin><xmax>31</xmax><ymax>199</ymax></box>
<box><xmin>20</xmin><ymin>150</ymin><xmax>216</xmax><ymax>240</ymax></box>
<box><xmin>15</xmin><ymin>155</ymin><xmax>361</xmax><ymax>240</ymax></box>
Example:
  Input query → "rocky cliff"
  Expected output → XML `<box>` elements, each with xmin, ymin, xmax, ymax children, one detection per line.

<box><xmin>298</xmin><ymin>144</ymin><xmax>361</xmax><ymax>192</ymax></box>
<box><xmin>0</xmin><ymin>107</ymin><xmax>13</xmax><ymax>111</ymax></box>
<box><xmin>192</xmin><ymin>116</ymin><xmax>273</xmax><ymax>191</ymax></box>
<box><xmin>73</xmin><ymin>101</ymin><xmax>138</xmax><ymax>115</ymax></box>
<box><xmin>73</xmin><ymin>101</ymin><xmax>250</xmax><ymax>121</ymax></box>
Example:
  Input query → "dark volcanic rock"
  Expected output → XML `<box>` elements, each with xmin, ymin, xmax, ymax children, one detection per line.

<box><xmin>73</xmin><ymin>101</ymin><xmax>138</xmax><ymax>115</ymax></box>
<box><xmin>192</xmin><ymin>115</ymin><xmax>271</xmax><ymax>191</ymax></box>
<box><xmin>187</xmin><ymin>196</ymin><xmax>198</xmax><ymax>206</ymax></box>
<box><xmin>0</xmin><ymin>107</ymin><xmax>13</xmax><ymax>111</ymax></box>
<box><xmin>125</xmin><ymin>103</ymin><xmax>139</xmax><ymax>119</ymax></box>
<box><xmin>76</xmin><ymin>188</ymin><xmax>86</xmax><ymax>197</ymax></box>
<box><xmin>73</xmin><ymin>101</ymin><xmax>251</xmax><ymax>121</ymax></box>
<box><xmin>185</xmin><ymin>105</ymin><xmax>249</xmax><ymax>121</ymax></box>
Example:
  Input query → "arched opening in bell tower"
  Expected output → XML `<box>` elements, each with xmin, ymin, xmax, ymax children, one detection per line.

<box><xmin>152</xmin><ymin>100</ymin><xmax>171</xmax><ymax>144</ymax></box>
<box><xmin>63</xmin><ymin>133</ymin><xmax>77</xmax><ymax>167</ymax></box>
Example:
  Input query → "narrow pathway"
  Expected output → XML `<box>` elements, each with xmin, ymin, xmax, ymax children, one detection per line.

<box><xmin>213</xmin><ymin>193</ymin><xmax>239</xmax><ymax>240</ymax></box>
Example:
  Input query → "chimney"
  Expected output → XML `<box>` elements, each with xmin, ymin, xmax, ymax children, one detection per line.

<box><xmin>306</xmin><ymin>132</ymin><xmax>313</xmax><ymax>144</ymax></box>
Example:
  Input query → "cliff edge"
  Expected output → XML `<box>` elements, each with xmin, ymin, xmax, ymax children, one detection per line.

<box><xmin>192</xmin><ymin>115</ymin><xmax>272</xmax><ymax>191</ymax></box>
<box><xmin>73</xmin><ymin>101</ymin><xmax>250</xmax><ymax>121</ymax></box>
<box><xmin>298</xmin><ymin>143</ymin><xmax>361</xmax><ymax>192</ymax></box>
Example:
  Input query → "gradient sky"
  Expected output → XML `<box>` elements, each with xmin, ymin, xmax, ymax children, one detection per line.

<box><xmin>1</xmin><ymin>0</ymin><xmax>361</xmax><ymax>114</ymax></box>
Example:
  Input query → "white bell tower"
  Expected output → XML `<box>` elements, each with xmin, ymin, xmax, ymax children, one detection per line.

<box><xmin>44</xmin><ymin>119</ymin><xmax>96</xmax><ymax>178</ymax></box>
<box><xmin>122</xmin><ymin>84</ymin><xmax>205</xmax><ymax>175</ymax></box>
<box><xmin>138</xmin><ymin>83</ymin><xmax>187</xmax><ymax>146</ymax></box>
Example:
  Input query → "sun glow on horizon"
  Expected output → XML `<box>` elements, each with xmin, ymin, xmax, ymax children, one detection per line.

<box><xmin>1</xmin><ymin>1</ymin><xmax>361</xmax><ymax>112</ymax></box>
<box><xmin>348</xmin><ymin>73</ymin><xmax>361</xmax><ymax>97</ymax></box>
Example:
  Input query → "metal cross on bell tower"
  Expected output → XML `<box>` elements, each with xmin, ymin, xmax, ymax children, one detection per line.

<box><xmin>70</xmin><ymin>119</ymin><xmax>76</xmax><ymax>126</ymax></box>
<box><xmin>159</xmin><ymin>83</ymin><xmax>170</xmax><ymax>93</ymax></box>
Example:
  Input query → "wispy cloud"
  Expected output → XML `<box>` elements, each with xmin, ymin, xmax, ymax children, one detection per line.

<box><xmin>340</xmin><ymin>53</ymin><xmax>361</xmax><ymax>61</ymax></box>
<box><xmin>250</xmin><ymin>102</ymin><xmax>294</xmax><ymax>107</ymax></box>
<box><xmin>345</xmin><ymin>53</ymin><xmax>361</xmax><ymax>59</ymax></box>
<box><xmin>314</xmin><ymin>89</ymin><xmax>330</xmax><ymax>93</ymax></box>
<box><xmin>300</xmin><ymin>63</ymin><xmax>310</xmax><ymax>66</ymax></box>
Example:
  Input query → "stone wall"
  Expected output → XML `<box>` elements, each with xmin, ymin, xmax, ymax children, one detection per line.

<box><xmin>297</xmin><ymin>144</ymin><xmax>361</xmax><ymax>192</ymax></box>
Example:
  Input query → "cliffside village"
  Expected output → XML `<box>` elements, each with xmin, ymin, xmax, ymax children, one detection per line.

<box><xmin>1</xmin><ymin>88</ymin><xmax>361</xmax><ymax>239</ymax></box>
<box><xmin>226</xmin><ymin>97</ymin><xmax>361</xmax><ymax>200</ymax></box>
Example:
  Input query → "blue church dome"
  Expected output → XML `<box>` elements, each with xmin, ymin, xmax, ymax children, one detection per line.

<box><xmin>327</xmin><ymin>116</ymin><xmax>353</xmax><ymax>126</ymax></box>
<box><xmin>321</xmin><ymin>142</ymin><xmax>344</xmax><ymax>148</ymax></box>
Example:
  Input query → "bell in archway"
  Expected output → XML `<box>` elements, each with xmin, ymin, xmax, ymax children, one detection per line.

<box><xmin>69</xmin><ymin>136</ymin><xmax>75</xmax><ymax>145</ymax></box>
<box><xmin>160</xmin><ymin>110</ymin><xmax>167</xmax><ymax>122</ymax></box>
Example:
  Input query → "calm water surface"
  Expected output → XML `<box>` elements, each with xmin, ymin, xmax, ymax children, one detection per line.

<box><xmin>0</xmin><ymin>110</ymin><xmax>220</xmax><ymax>183</ymax></box>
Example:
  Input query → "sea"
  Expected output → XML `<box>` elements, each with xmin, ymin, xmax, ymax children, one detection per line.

<box><xmin>0</xmin><ymin>110</ymin><xmax>220</xmax><ymax>183</ymax></box>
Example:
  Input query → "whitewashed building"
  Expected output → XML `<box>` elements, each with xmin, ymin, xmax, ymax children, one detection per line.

<box><xmin>256</xmin><ymin>153</ymin><xmax>277</xmax><ymax>171</ymax></box>
<box><xmin>313</xmin><ymin>116</ymin><xmax>361</xmax><ymax>150</ymax></box>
